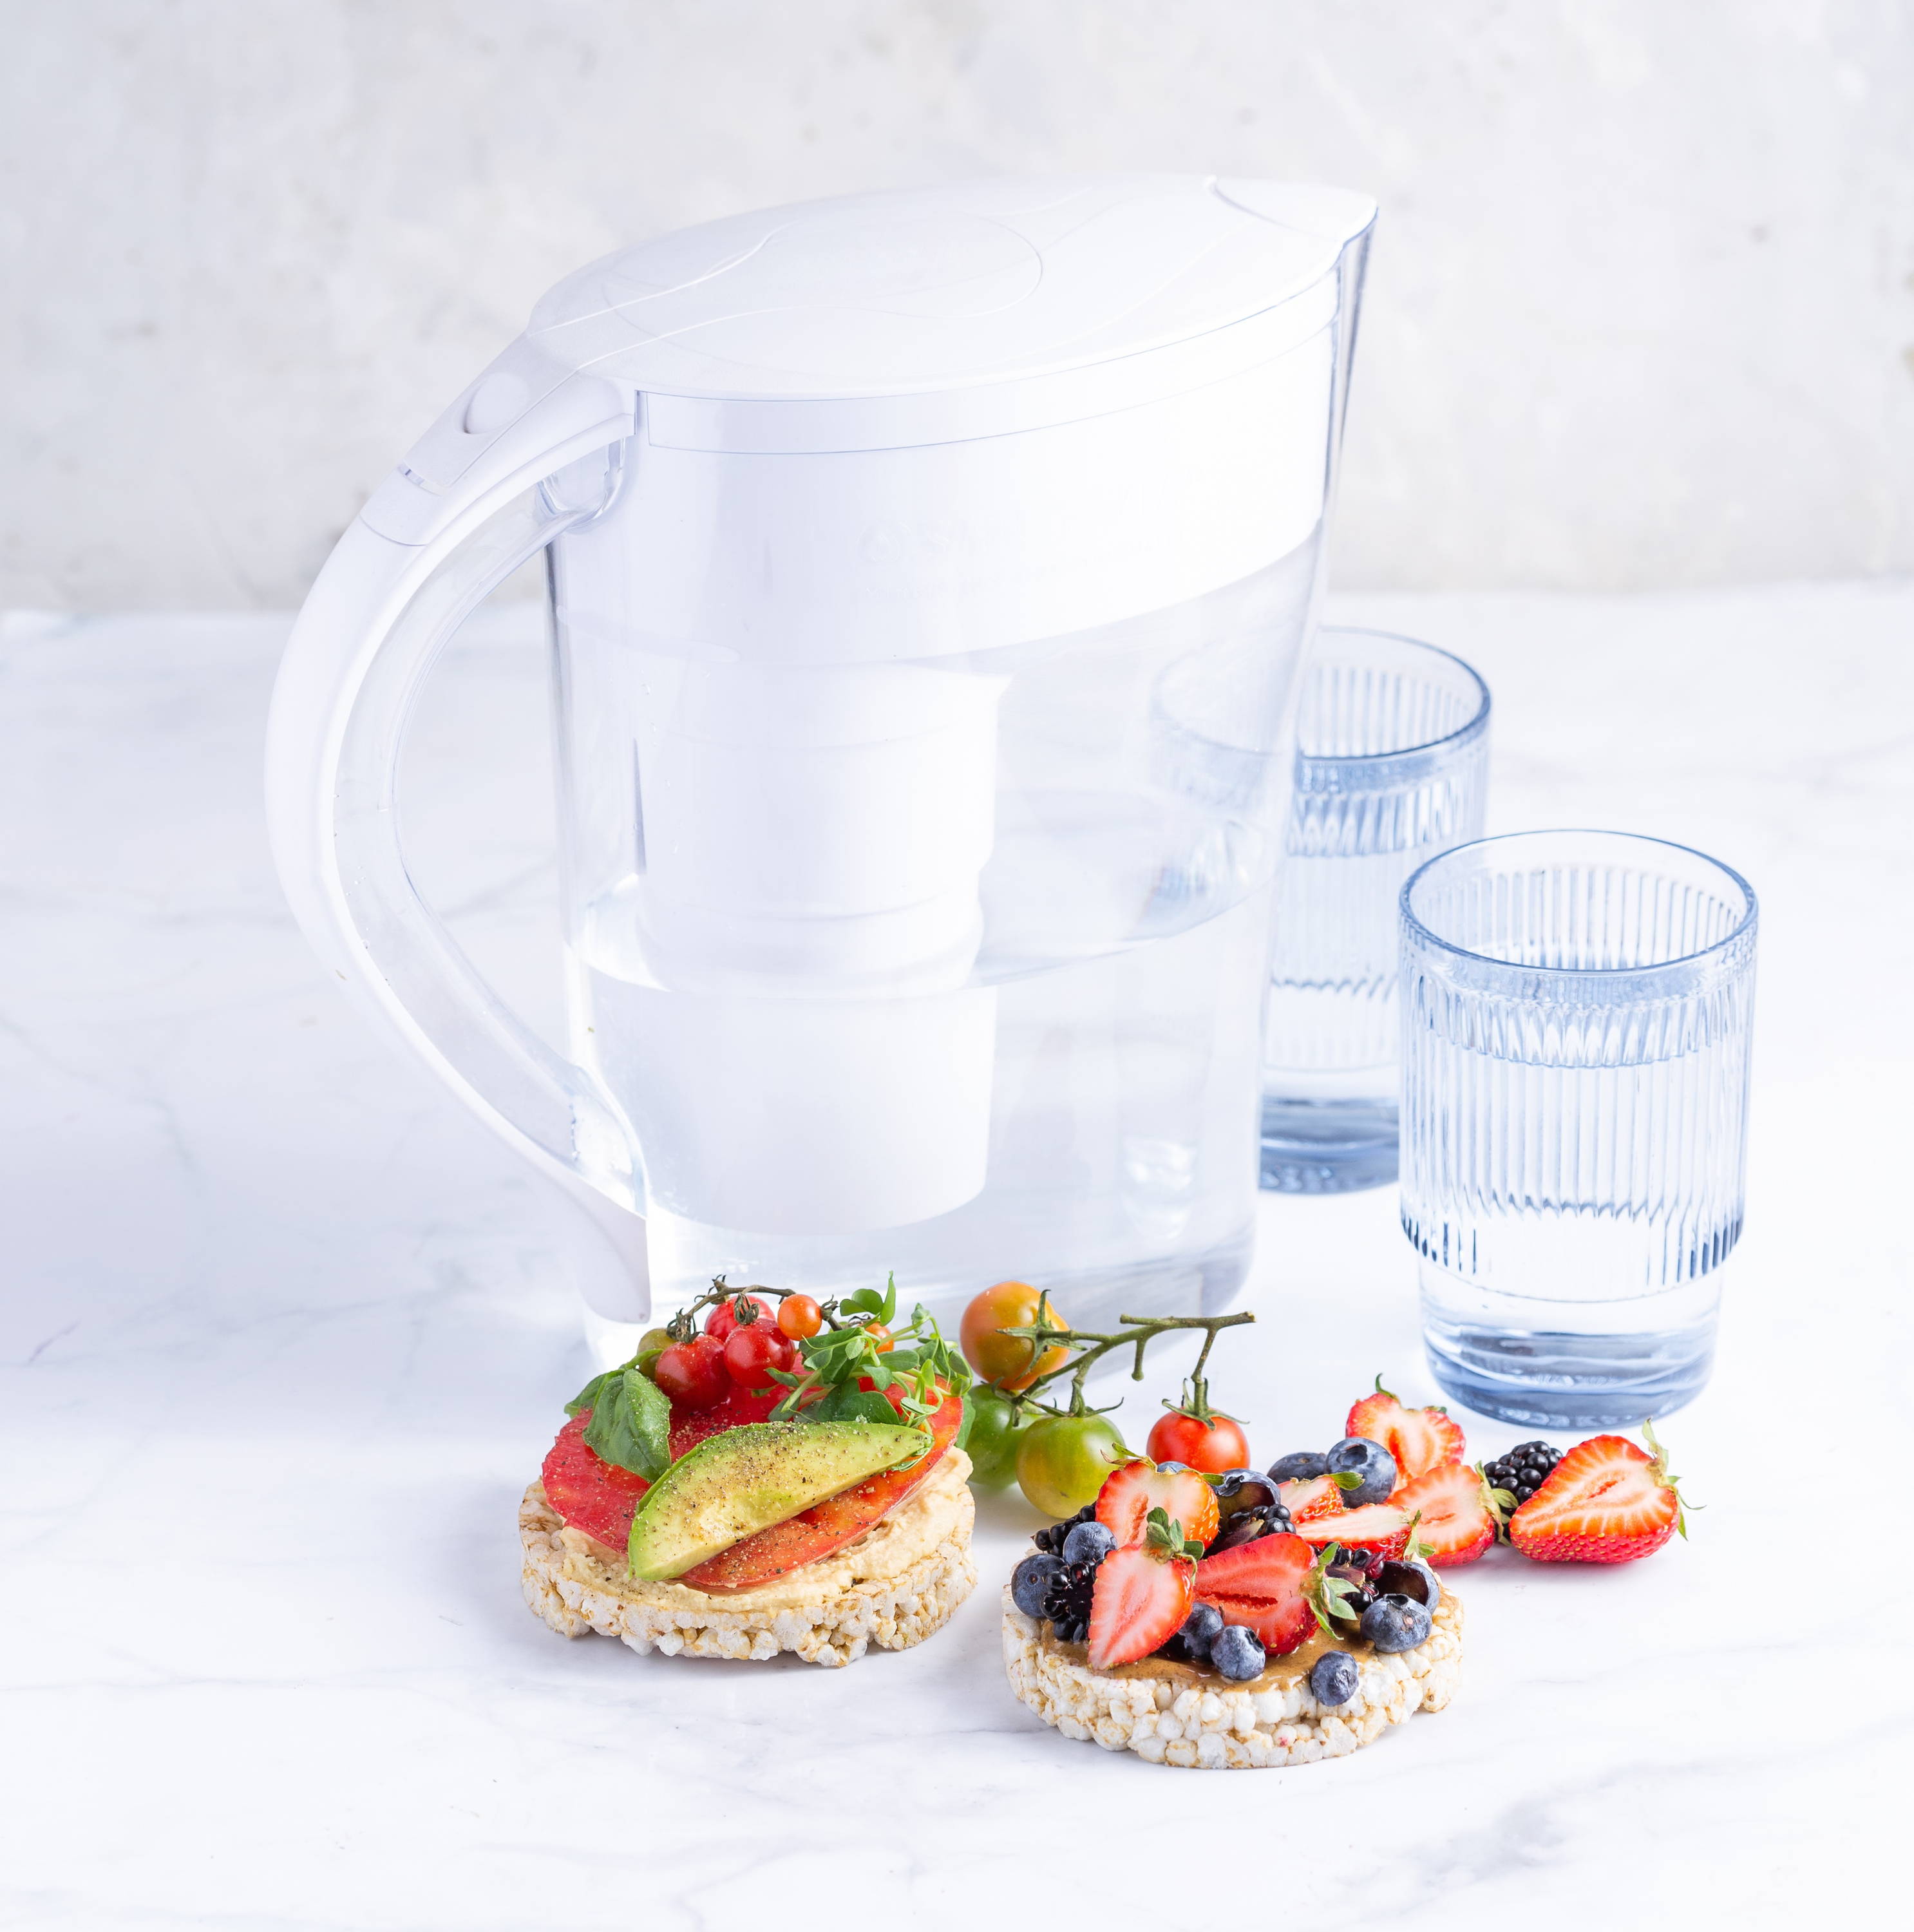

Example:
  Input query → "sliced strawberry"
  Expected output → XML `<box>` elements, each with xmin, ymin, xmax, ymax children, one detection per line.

<box><xmin>1510</xmin><ymin>1428</ymin><xmax>1685</xmax><ymax>1564</ymax></box>
<box><xmin>1395</xmin><ymin>1461</ymin><xmax>1498</xmax><ymax>1567</ymax></box>
<box><xmin>1345</xmin><ymin>1378</ymin><xmax>1466</xmax><ymax>1486</ymax></box>
<box><xmin>1086</xmin><ymin>1540</ymin><xmax>1197</xmax><ymax>1668</ymax></box>
<box><xmin>1293</xmin><ymin>1501</ymin><xmax>1411</xmax><ymax>1560</ymax></box>
<box><xmin>679</xmin><ymin>1392</ymin><xmax>965</xmax><ymax>1593</ymax></box>
<box><xmin>1276</xmin><ymin>1473</ymin><xmax>1348</xmax><ymax>1524</ymax></box>
<box><xmin>1193</xmin><ymin>1532</ymin><xmax>1320</xmax><ymax>1656</ymax></box>
<box><xmin>1095</xmin><ymin>1459</ymin><xmax>1221</xmax><ymax>1549</ymax></box>
<box><xmin>540</xmin><ymin>1411</ymin><xmax>650</xmax><ymax>1549</ymax></box>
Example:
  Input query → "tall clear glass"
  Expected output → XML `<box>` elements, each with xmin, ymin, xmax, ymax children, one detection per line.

<box><xmin>1399</xmin><ymin>831</ymin><xmax>1758</xmax><ymax>1426</ymax></box>
<box><xmin>1261</xmin><ymin>629</ymin><xmax>1490</xmax><ymax>1193</ymax></box>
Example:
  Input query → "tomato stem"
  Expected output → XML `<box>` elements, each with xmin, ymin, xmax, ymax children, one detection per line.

<box><xmin>993</xmin><ymin>1306</ymin><xmax>1254</xmax><ymax>1422</ymax></box>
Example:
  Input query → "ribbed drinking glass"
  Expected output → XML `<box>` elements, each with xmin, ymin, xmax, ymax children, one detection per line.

<box><xmin>1261</xmin><ymin>629</ymin><xmax>1490</xmax><ymax>1192</ymax></box>
<box><xmin>1399</xmin><ymin>830</ymin><xmax>1758</xmax><ymax>1427</ymax></box>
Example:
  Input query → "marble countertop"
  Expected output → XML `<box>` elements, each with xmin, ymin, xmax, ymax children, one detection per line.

<box><xmin>5</xmin><ymin>583</ymin><xmax>1909</xmax><ymax>1928</ymax></box>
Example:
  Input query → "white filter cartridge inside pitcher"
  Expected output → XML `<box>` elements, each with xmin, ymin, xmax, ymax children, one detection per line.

<box><xmin>571</xmin><ymin>649</ymin><xmax>1005</xmax><ymax>1233</ymax></box>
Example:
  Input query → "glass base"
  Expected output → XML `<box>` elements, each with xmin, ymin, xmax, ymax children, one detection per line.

<box><xmin>1419</xmin><ymin>1264</ymin><xmax>1718</xmax><ymax>1428</ymax></box>
<box><xmin>1260</xmin><ymin>1095</ymin><xmax>1398</xmax><ymax>1195</ymax></box>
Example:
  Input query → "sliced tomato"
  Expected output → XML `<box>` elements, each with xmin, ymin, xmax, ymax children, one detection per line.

<box><xmin>542</xmin><ymin>1384</ymin><xmax>781</xmax><ymax>1550</ymax></box>
<box><xmin>667</xmin><ymin>1382</ymin><xmax>781</xmax><ymax>1459</ymax></box>
<box><xmin>676</xmin><ymin>1392</ymin><xmax>963</xmax><ymax>1593</ymax></box>
<box><xmin>540</xmin><ymin>1411</ymin><xmax>650</xmax><ymax>1549</ymax></box>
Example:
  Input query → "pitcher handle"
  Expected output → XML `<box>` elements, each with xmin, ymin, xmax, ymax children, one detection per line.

<box><xmin>265</xmin><ymin>352</ymin><xmax>651</xmax><ymax>1314</ymax></box>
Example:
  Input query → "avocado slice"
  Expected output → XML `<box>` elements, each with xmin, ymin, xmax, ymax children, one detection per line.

<box><xmin>627</xmin><ymin>1420</ymin><xmax>923</xmax><ymax>1581</ymax></box>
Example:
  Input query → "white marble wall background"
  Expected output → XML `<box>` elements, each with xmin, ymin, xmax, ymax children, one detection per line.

<box><xmin>3</xmin><ymin>0</ymin><xmax>1912</xmax><ymax>609</ymax></box>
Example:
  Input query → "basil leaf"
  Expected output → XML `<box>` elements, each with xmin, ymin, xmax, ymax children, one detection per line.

<box><xmin>564</xmin><ymin>1369</ymin><xmax>614</xmax><ymax>1419</ymax></box>
<box><xmin>582</xmin><ymin>1367</ymin><xmax>672</xmax><ymax>1480</ymax></box>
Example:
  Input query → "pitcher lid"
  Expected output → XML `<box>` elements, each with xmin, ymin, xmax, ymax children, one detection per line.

<box><xmin>522</xmin><ymin>175</ymin><xmax>1374</xmax><ymax>451</ymax></box>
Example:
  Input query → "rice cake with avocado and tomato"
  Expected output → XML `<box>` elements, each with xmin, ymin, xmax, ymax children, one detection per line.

<box><xmin>520</xmin><ymin>1283</ymin><xmax>978</xmax><ymax>1667</ymax></box>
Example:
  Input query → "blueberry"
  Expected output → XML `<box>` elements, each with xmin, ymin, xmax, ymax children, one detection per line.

<box><xmin>1155</xmin><ymin>1460</ymin><xmax>1191</xmax><ymax>1474</ymax></box>
<box><xmin>1209</xmin><ymin>1624</ymin><xmax>1267</xmax><ymax>1681</ymax></box>
<box><xmin>1375</xmin><ymin>1557</ymin><xmax>1443</xmax><ymax>1614</ymax></box>
<box><xmin>1358</xmin><ymin>1591</ymin><xmax>1434</xmax><ymax>1653</ymax></box>
<box><xmin>1325</xmin><ymin>1436</ymin><xmax>1399</xmax><ymax>1506</ymax></box>
<box><xmin>1011</xmin><ymin>1553</ymin><xmax>1065</xmax><ymax>1619</ymax></box>
<box><xmin>1178</xmin><ymin>1602</ymin><xmax>1225</xmax><ymax>1658</ymax></box>
<box><xmin>1267</xmin><ymin>1451</ymin><xmax>1329</xmax><ymax>1483</ymax></box>
<box><xmin>1309</xmin><ymin>1650</ymin><xmax>1360</xmax><ymax>1707</ymax></box>
<box><xmin>1212</xmin><ymin>1468</ymin><xmax>1279</xmax><ymax>1516</ymax></box>
<box><xmin>1061</xmin><ymin>1520</ymin><xmax>1117</xmax><ymax>1567</ymax></box>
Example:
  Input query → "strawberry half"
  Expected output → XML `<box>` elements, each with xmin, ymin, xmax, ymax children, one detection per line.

<box><xmin>1293</xmin><ymin>1501</ymin><xmax>1411</xmax><ymax>1560</ymax></box>
<box><xmin>1192</xmin><ymin>1532</ymin><xmax>1320</xmax><ymax>1657</ymax></box>
<box><xmin>1394</xmin><ymin>1461</ymin><xmax>1500</xmax><ymax>1567</ymax></box>
<box><xmin>1509</xmin><ymin>1425</ymin><xmax>1686</xmax><ymax>1564</ymax></box>
<box><xmin>1096</xmin><ymin>1459</ymin><xmax>1220</xmax><ymax>1549</ymax></box>
<box><xmin>1345</xmin><ymin>1377</ymin><xmax>1466</xmax><ymax>1485</ymax></box>
<box><xmin>1087</xmin><ymin>1512</ymin><xmax>1199</xmax><ymax>1667</ymax></box>
<box><xmin>1276</xmin><ymin>1473</ymin><xmax>1349</xmax><ymax>1524</ymax></box>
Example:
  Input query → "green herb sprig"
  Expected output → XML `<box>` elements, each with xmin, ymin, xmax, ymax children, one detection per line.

<box><xmin>765</xmin><ymin>1274</ymin><xmax>974</xmax><ymax>1463</ymax></box>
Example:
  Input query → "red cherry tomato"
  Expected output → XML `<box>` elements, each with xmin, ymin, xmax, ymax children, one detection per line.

<box><xmin>654</xmin><ymin>1334</ymin><xmax>730</xmax><ymax>1410</ymax></box>
<box><xmin>723</xmin><ymin>1321</ymin><xmax>797</xmax><ymax>1389</ymax></box>
<box><xmin>864</xmin><ymin>1323</ymin><xmax>896</xmax><ymax>1354</ymax></box>
<box><xmin>1147</xmin><ymin>1409</ymin><xmax>1250</xmax><ymax>1474</ymax></box>
<box><xmin>705</xmin><ymin>1293</ymin><xmax>773</xmax><ymax>1343</ymax></box>
<box><xmin>777</xmin><ymin>1294</ymin><xmax>823</xmax><ymax>1340</ymax></box>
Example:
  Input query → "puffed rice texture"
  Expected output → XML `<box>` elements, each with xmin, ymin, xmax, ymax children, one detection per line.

<box><xmin>1001</xmin><ymin>1586</ymin><xmax>1463</xmax><ymax>1766</ymax></box>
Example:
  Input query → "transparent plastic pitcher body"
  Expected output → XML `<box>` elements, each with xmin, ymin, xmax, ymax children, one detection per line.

<box><xmin>266</xmin><ymin>177</ymin><xmax>1374</xmax><ymax>1358</ymax></box>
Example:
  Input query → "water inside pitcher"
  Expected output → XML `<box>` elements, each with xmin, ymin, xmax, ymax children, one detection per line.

<box><xmin>554</xmin><ymin>538</ymin><xmax>1326</xmax><ymax>1331</ymax></box>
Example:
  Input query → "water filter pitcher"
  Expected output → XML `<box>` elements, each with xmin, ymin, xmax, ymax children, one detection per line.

<box><xmin>266</xmin><ymin>176</ymin><xmax>1376</xmax><ymax>1358</ymax></box>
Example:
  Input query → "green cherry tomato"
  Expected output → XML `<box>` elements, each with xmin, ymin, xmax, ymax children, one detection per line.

<box><xmin>963</xmin><ymin>1388</ymin><xmax>1033</xmax><ymax>1490</ymax></box>
<box><xmin>1016</xmin><ymin>1412</ymin><xmax>1129</xmax><ymax>1519</ymax></box>
<box><xmin>634</xmin><ymin>1327</ymin><xmax>673</xmax><ymax>1377</ymax></box>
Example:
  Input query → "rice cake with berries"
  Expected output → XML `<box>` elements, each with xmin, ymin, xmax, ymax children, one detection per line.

<box><xmin>1001</xmin><ymin>1587</ymin><xmax>1463</xmax><ymax>1767</ymax></box>
<box><xmin>521</xmin><ymin>1448</ymin><xmax>976</xmax><ymax>1667</ymax></box>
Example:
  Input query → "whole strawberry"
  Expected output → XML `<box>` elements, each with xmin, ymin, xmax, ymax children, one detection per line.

<box><xmin>1508</xmin><ymin>1423</ymin><xmax>1687</xmax><ymax>1564</ymax></box>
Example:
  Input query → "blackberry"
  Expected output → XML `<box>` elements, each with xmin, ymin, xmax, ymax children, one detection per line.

<box><xmin>1041</xmin><ymin>1560</ymin><xmax>1097</xmax><ymax>1644</ymax></box>
<box><xmin>1483</xmin><ymin>1439</ymin><xmax>1563</xmax><ymax>1522</ymax></box>
<box><xmin>1325</xmin><ymin>1541</ymin><xmax>1384</xmax><ymax>1579</ymax></box>
<box><xmin>1031</xmin><ymin>1505</ymin><xmax>1096</xmax><ymax>1557</ymax></box>
<box><xmin>1208</xmin><ymin>1500</ymin><xmax>1296</xmax><ymax>1556</ymax></box>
